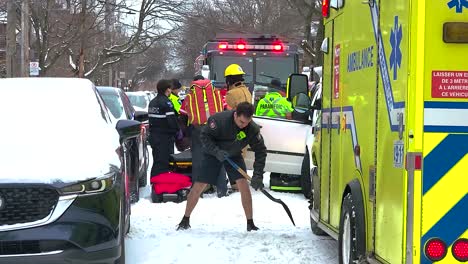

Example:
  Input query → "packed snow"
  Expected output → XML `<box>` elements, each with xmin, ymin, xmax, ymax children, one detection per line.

<box><xmin>125</xmin><ymin>149</ymin><xmax>338</xmax><ymax>264</ymax></box>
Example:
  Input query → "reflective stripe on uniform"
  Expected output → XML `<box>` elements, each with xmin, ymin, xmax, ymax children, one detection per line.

<box><xmin>149</xmin><ymin>113</ymin><xmax>173</xmax><ymax>118</ymax></box>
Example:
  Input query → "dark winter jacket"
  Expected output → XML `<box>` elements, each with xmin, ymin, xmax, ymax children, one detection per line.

<box><xmin>200</xmin><ymin>110</ymin><xmax>267</xmax><ymax>177</ymax></box>
<box><xmin>148</xmin><ymin>94</ymin><xmax>179</xmax><ymax>135</ymax></box>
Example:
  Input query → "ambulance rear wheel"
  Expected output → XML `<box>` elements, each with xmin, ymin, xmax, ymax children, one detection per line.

<box><xmin>300</xmin><ymin>151</ymin><xmax>312</xmax><ymax>198</ymax></box>
<box><xmin>338</xmin><ymin>193</ymin><xmax>359</xmax><ymax>264</ymax></box>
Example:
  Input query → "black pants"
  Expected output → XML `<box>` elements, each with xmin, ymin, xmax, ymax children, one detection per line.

<box><xmin>150</xmin><ymin>133</ymin><xmax>175</xmax><ymax>177</ymax></box>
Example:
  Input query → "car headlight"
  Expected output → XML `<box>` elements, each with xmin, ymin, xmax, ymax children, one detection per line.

<box><xmin>59</xmin><ymin>173</ymin><xmax>115</xmax><ymax>195</ymax></box>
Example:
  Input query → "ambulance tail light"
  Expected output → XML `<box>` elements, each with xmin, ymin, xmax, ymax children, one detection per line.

<box><xmin>452</xmin><ymin>238</ymin><xmax>468</xmax><ymax>262</ymax></box>
<box><xmin>405</xmin><ymin>152</ymin><xmax>422</xmax><ymax>171</ymax></box>
<box><xmin>322</xmin><ymin>0</ymin><xmax>330</xmax><ymax>17</ymax></box>
<box><xmin>425</xmin><ymin>238</ymin><xmax>447</xmax><ymax>262</ymax></box>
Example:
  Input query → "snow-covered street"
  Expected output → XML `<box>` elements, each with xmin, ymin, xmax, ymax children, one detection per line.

<box><xmin>125</xmin><ymin>151</ymin><xmax>338</xmax><ymax>264</ymax></box>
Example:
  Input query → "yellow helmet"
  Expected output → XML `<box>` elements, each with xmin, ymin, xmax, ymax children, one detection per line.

<box><xmin>224</xmin><ymin>64</ymin><xmax>245</xmax><ymax>77</ymax></box>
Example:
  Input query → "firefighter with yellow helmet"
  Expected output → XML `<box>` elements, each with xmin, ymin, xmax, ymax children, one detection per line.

<box><xmin>224</xmin><ymin>64</ymin><xmax>252</xmax><ymax>110</ymax></box>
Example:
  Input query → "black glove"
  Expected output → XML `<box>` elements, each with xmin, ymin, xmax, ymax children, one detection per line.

<box><xmin>215</xmin><ymin>150</ymin><xmax>229</xmax><ymax>162</ymax></box>
<box><xmin>251</xmin><ymin>175</ymin><xmax>264</xmax><ymax>190</ymax></box>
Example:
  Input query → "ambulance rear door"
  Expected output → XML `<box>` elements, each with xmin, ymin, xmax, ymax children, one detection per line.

<box><xmin>419</xmin><ymin>1</ymin><xmax>468</xmax><ymax>263</ymax></box>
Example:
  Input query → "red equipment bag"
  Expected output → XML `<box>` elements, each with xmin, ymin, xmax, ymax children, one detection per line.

<box><xmin>184</xmin><ymin>79</ymin><xmax>223</xmax><ymax>126</ymax></box>
<box><xmin>150</xmin><ymin>172</ymin><xmax>192</xmax><ymax>195</ymax></box>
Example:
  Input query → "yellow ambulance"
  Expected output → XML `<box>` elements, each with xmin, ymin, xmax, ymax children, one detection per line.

<box><xmin>310</xmin><ymin>0</ymin><xmax>468</xmax><ymax>263</ymax></box>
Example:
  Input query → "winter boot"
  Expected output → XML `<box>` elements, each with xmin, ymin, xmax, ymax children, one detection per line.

<box><xmin>247</xmin><ymin>219</ymin><xmax>259</xmax><ymax>232</ymax></box>
<box><xmin>177</xmin><ymin>216</ymin><xmax>191</xmax><ymax>231</ymax></box>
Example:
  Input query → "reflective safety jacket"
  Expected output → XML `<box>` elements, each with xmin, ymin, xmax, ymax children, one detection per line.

<box><xmin>169</xmin><ymin>93</ymin><xmax>181</xmax><ymax>114</ymax></box>
<box><xmin>255</xmin><ymin>92</ymin><xmax>293</xmax><ymax>118</ymax></box>
<box><xmin>200</xmin><ymin>111</ymin><xmax>267</xmax><ymax>178</ymax></box>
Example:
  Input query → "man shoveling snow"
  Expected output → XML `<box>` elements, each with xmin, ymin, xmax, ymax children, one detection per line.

<box><xmin>177</xmin><ymin>102</ymin><xmax>267</xmax><ymax>232</ymax></box>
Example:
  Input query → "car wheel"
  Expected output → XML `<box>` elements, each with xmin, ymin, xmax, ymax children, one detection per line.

<box><xmin>338</xmin><ymin>193</ymin><xmax>359</xmax><ymax>264</ymax></box>
<box><xmin>130</xmin><ymin>151</ymin><xmax>140</xmax><ymax>203</ymax></box>
<box><xmin>300</xmin><ymin>151</ymin><xmax>312</xmax><ymax>198</ymax></box>
<box><xmin>117</xmin><ymin>198</ymin><xmax>126</xmax><ymax>264</ymax></box>
<box><xmin>139</xmin><ymin>147</ymin><xmax>148</xmax><ymax>187</ymax></box>
<box><xmin>131</xmin><ymin>178</ymin><xmax>140</xmax><ymax>203</ymax></box>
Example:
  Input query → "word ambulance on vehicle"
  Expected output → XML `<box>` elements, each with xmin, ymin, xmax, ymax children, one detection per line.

<box><xmin>309</xmin><ymin>0</ymin><xmax>468</xmax><ymax>263</ymax></box>
<box><xmin>195</xmin><ymin>33</ymin><xmax>318</xmax><ymax>197</ymax></box>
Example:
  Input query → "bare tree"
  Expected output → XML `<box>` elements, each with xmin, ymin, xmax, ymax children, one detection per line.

<box><xmin>286</xmin><ymin>0</ymin><xmax>323</xmax><ymax>65</ymax></box>
<box><xmin>177</xmin><ymin>0</ymin><xmax>303</xmax><ymax>78</ymax></box>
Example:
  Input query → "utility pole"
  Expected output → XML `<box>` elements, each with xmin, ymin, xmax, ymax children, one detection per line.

<box><xmin>104</xmin><ymin>0</ymin><xmax>114</xmax><ymax>86</ymax></box>
<box><xmin>20</xmin><ymin>0</ymin><xmax>30</xmax><ymax>77</ymax></box>
<box><xmin>6</xmin><ymin>0</ymin><xmax>18</xmax><ymax>77</ymax></box>
<box><xmin>78</xmin><ymin>0</ymin><xmax>87</xmax><ymax>78</ymax></box>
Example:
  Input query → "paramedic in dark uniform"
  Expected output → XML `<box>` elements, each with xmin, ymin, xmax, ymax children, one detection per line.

<box><xmin>177</xmin><ymin>102</ymin><xmax>267</xmax><ymax>231</ymax></box>
<box><xmin>148</xmin><ymin>79</ymin><xmax>179</xmax><ymax>177</ymax></box>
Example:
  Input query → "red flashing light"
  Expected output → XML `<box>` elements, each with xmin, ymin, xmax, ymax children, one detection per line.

<box><xmin>425</xmin><ymin>238</ymin><xmax>447</xmax><ymax>262</ymax></box>
<box><xmin>218</xmin><ymin>42</ymin><xmax>228</xmax><ymax>49</ymax></box>
<box><xmin>237</xmin><ymin>43</ymin><xmax>246</xmax><ymax>50</ymax></box>
<box><xmin>452</xmin><ymin>239</ymin><xmax>468</xmax><ymax>262</ymax></box>
<box><xmin>273</xmin><ymin>44</ymin><xmax>283</xmax><ymax>51</ymax></box>
<box><xmin>322</xmin><ymin>0</ymin><xmax>330</xmax><ymax>17</ymax></box>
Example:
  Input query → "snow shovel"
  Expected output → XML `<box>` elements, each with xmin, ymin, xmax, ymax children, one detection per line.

<box><xmin>224</xmin><ymin>157</ymin><xmax>296</xmax><ymax>226</ymax></box>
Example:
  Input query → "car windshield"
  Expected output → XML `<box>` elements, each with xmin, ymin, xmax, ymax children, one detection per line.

<box><xmin>212</xmin><ymin>56</ymin><xmax>254</xmax><ymax>84</ymax></box>
<box><xmin>127</xmin><ymin>93</ymin><xmax>149</xmax><ymax>109</ymax></box>
<box><xmin>255</xmin><ymin>56</ymin><xmax>295</xmax><ymax>89</ymax></box>
<box><xmin>100</xmin><ymin>92</ymin><xmax>124</xmax><ymax>119</ymax></box>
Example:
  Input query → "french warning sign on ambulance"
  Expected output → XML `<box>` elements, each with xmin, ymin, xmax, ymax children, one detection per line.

<box><xmin>432</xmin><ymin>71</ymin><xmax>468</xmax><ymax>98</ymax></box>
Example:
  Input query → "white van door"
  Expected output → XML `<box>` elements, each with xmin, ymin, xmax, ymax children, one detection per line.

<box><xmin>245</xmin><ymin>117</ymin><xmax>310</xmax><ymax>175</ymax></box>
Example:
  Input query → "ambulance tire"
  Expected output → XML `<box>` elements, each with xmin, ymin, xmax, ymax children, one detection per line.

<box><xmin>338</xmin><ymin>193</ymin><xmax>360</xmax><ymax>264</ymax></box>
<box><xmin>300</xmin><ymin>151</ymin><xmax>312</xmax><ymax>199</ymax></box>
<box><xmin>310</xmin><ymin>213</ymin><xmax>327</xmax><ymax>236</ymax></box>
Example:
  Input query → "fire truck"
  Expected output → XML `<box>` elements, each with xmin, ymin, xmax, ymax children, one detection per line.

<box><xmin>194</xmin><ymin>33</ymin><xmax>301</xmax><ymax>92</ymax></box>
<box><xmin>194</xmin><ymin>33</ymin><xmax>317</xmax><ymax>196</ymax></box>
<box><xmin>309</xmin><ymin>0</ymin><xmax>468</xmax><ymax>263</ymax></box>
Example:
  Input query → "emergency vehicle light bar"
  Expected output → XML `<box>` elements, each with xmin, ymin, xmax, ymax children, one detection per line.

<box><xmin>218</xmin><ymin>43</ymin><xmax>287</xmax><ymax>51</ymax></box>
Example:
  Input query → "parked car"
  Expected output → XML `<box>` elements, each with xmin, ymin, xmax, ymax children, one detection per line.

<box><xmin>0</xmin><ymin>78</ymin><xmax>146</xmax><ymax>264</ymax></box>
<box><xmin>126</xmin><ymin>91</ymin><xmax>151</xmax><ymax>111</ymax></box>
<box><xmin>97</xmin><ymin>86</ymin><xmax>149</xmax><ymax>201</ymax></box>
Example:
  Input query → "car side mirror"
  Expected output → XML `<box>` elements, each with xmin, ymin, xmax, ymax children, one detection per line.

<box><xmin>116</xmin><ymin>119</ymin><xmax>141</xmax><ymax>143</ymax></box>
<box><xmin>286</xmin><ymin>73</ymin><xmax>309</xmax><ymax>102</ymax></box>
<box><xmin>134</xmin><ymin>111</ymin><xmax>148</xmax><ymax>122</ymax></box>
<box><xmin>292</xmin><ymin>92</ymin><xmax>312</xmax><ymax>123</ymax></box>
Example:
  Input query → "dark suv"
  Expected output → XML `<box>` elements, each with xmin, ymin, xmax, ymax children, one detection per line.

<box><xmin>97</xmin><ymin>86</ymin><xmax>150</xmax><ymax>202</ymax></box>
<box><xmin>0</xmin><ymin>78</ymin><xmax>146</xmax><ymax>264</ymax></box>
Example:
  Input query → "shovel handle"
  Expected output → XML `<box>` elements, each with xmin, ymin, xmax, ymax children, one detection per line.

<box><xmin>225</xmin><ymin>157</ymin><xmax>252</xmax><ymax>181</ymax></box>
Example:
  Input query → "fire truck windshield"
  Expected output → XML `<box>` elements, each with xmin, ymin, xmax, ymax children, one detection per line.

<box><xmin>212</xmin><ymin>56</ymin><xmax>253</xmax><ymax>84</ymax></box>
<box><xmin>255</xmin><ymin>56</ymin><xmax>294</xmax><ymax>86</ymax></box>
<box><xmin>210</xmin><ymin>55</ymin><xmax>295</xmax><ymax>88</ymax></box>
